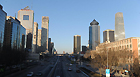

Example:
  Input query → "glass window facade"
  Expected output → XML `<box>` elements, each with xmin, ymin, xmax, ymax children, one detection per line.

<box><xmin>23</xmin><ymin>15</ymin><xmax>29</xmax><ymax>20</ymax></box>
<box><xmin>0</xmin><ymin>7</ymin><xmax>7</xmax><ymax>50</ymax></box>
<box><xmin>4</xmin><ymin>17</ymin><xmax>26</xmax><ymax>51</ymax></box>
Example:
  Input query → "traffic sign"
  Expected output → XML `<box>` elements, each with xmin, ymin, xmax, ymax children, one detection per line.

<box><xmin>106</xmin><ymin>69</ymin><xmax>110</xmax><ymax>77</ymax></box>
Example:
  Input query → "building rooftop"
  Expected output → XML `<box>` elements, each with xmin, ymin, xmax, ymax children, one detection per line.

<box><xmin>90</xmin><ymin>19</ymin><xmax>99</xmax><ymax>25</ymax></box>
<box><xmin>103</xmin><ymin>29</ymin><xmax>114</xmax><ymax>32</ymax></box>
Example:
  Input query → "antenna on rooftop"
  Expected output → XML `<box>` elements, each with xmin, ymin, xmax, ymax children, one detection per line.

<box><xmin>15</xmin><ymin>13</ymin><xmax>16</xmax><ymax>18</ymax></box>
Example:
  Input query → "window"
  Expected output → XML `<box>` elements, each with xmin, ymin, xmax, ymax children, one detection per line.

<box><xmin>130</xmin><ymin>39</ymin><xmax>131</xmax><ymax>43</ymax></box>
<box><xmin>130</xmin><ymin>44</ymin><xmax>132</xmax><ymax>48</ymax></box>
<box><xmin>127</xmin><ymin>45</ymin><xmax>129</xmax><ymax>48</ymax></box>
<box><xmin>138</xmin><ymin>44</ymin><xmax>140</xmax><ymax>47</ymax></box>
<box><xmin>23</xmin><ymin>15</ymin><xmax>29</xmax><ymax>20</ymax></box>
<box><xmin>139</xmin><ymin>50</ymin><xmax>140</xmax><ymax>53</ymax></box>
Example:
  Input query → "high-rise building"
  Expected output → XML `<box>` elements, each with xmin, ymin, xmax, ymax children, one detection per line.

<box><xmin>89</xmin><ymin>19</ymin><xmax>100</xmax><ymax>50</ymax></box>
<box><xmin>32</xmin><ymin>22</ymin><xmax>38</xmax><ymax>53</ymax></box>
<box><xmin>74</xmin><ymin>35</ymin><xmax>81</xmax><ymax>54</ymax></box>
<box><xmin>103</xmin><ymin>29</ymin><xmax>114</xmax><ymax>42</ymax></box>
<box><xmin>48</xmin><ymin>38</ymin><xmax>51</xmax><ymax>54</ymax></box>
<box><xmin>63</xmin><ymin>51</ymin><xmax>65</xmax><ymax>54</ymax></box>
<box><xmin>82</xmin><ymin>46</ymin><xmax>87</xmax><ymax>53</ymax></box>
<box><xmin>115</xmin><ymin>12</ymin><xmax>125</xmax><ymax>41</ymax></box>
<box><xmin>17</xmin><ymin>6</ymin><xmax>34</xmax><ymax>51</ymax></box>
<box><xmin>0</xmin><ymin>5</ymin><xmax>7</xmax><ymax>50</ymax></box>
<box><xmin>4</xmin><ymin>16</ymin><xmax>26</xmax><ymax>50</ymax></box>
<box><xmin>41</xmin><ymin>16</ymin><xmax>49</xmax><ymax>53</ymax></box>
<box><xmin>37</xmin><ymin>29</ymin><xmax>41</xmax><ymax>53</ymax></box>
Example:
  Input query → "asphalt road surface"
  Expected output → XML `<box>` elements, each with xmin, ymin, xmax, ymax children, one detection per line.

<box><xmin>53</xmin><ymin>56</ymin><xmax>86</xmax><ymax>77</ymax></box>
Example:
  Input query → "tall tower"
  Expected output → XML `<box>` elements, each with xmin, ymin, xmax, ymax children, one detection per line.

<box><xmin>17</xmin><ymin>6</ymin><xmax>34</xmax><ymax>51</ymax></box>
<box><xmin>32</xmin><ymin>22</ymin><xmax>38</xmax><ymax>53</ymax></box>
<box><xmin>89</xmin><ymin>19</ymin><xmax>100</xmax><ymax>50</ymax></box>
<box><xmin>41</xmin><ymin>16</ymin><xmax>49</xmax><ymax>53</ymax></box>
<box><xmin>115</xmin><ymin>12</ymin><xmax>125</xmax><ymax>41</ymax></box>
<box><xmin>103</xmin><ymin>29</ymin><xmax>114</xmax><ymax>42</ymax></box>
<box><xmin>74</xmin><ymin>35</ymin><xmax>81</xmax><ymax>54</ymax></box>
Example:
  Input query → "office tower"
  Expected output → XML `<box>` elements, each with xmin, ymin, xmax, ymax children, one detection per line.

<box><xmin>51</xmin><ymin>42</ymin><xmax>54</xmax><ymax>54</ymax></box>
<box><xmin>32</xmin><ymin>22</ymin><xmax>38</xmax><ymax>53</ymax></box>
<box><xmin>48</xmin><ymin>38</ymin><xmax>51</xmax><ymax>54</ymax></box>
<box><xmin>37</xmin><ymin>29</ymin><xmax>41</xmax><ymax>53</ymax></box>
<box><xmin>41</xmin><ymin>16</ymin><xmax>49</xmax><ymax>53</ymax></box>
<box><xmin>103</xmin><ymin>29</ymin><xmax>114</xmax><ymax>42</ymax></box>
<box><xmin>82</xmin><ymin>46</ymin><xmax>87</xmax><ymax>53</ymax></box>
<box><xmin>115</xmin><ymin>12</ymin><xmax>125</xmax><ymax>41</ymax></box>
<box><xmin>4</xmin><ymin>16</ymin><xmax>26</xmax><ymax>50</ymax></box>
<box><xmin>18</xmin><ymin>6</ymin><xmax>34</xmax><ymax>51</ymax></box>
<box><xmin>89</xmin><ymin>19</ymin><xmax>100</xmax><ymax>50</ymax></box>
<box><xmin>0</xmin><ymin>5</ymin><xmax>7</xmax><ymax>50</ymax></box>
<box><xmin>74</xmin><ymin>35</ymin><xmax>81</xmax><ymax>54</ymax></box>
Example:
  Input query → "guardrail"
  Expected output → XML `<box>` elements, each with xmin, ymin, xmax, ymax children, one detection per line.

<box><xmin>47</xmin><ymin>56</ymin><xmax>59</xmax><ymax>77</ymax></box>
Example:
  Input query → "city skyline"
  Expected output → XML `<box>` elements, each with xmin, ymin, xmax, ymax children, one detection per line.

<box><xmin>1</xmin><ymin>0</ymin><xmax>140</xmax><ymax>53</ymax></box>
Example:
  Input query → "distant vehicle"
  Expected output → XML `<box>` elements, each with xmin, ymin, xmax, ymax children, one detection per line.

<box><xmin>70</xmin><ymin>64</ymin><xmax>72</xmax><ymax>66</ymax></box>
<box><xmin>86</xmin><ymin>64</ymin><xmax>90</xmax><ymax>67</ymax></box>
<box><xmin>50</xmin><ymin>65</ymin><xmax>54</xmax><ymax>68</ymax></box>
<box><xmin>68</xmin><ymin>67</ymin><xmax>72</xmax><ymax>71</ymax></box>
<box><xmin>56</xmin><ymin>76</ymin><xmax>60</xmax><ymax>77</ymax></box>
<box><xmin>76</xmin><ymin>69</ymin><xmax>81</xmax><ymax>73</ymax></box>
<box><xmin>27</xmin><ymin>72</ymin><xmax>34</xmax><ymax>77</ymax></box>
<box><xmin>36</xmin><ymin>71</ymin><xmax>42</xmax><ymax>76</ymax></box>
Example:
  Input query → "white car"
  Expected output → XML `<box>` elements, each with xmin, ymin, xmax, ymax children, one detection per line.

<box><xmin>68</xmin><ymin>67</ymin><xmax>72</xmax><ymax>71</ymax></box>
<box><xmin>27</xmin><ymin>72</ymin><xmax>33</xmax><ymax>77</ymax></box>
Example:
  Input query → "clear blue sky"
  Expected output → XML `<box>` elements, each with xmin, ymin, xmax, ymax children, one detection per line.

<box><xmin>1</xmin><ymin>0</ymin><xmax>140</xmax><ymax>54</ymax></box>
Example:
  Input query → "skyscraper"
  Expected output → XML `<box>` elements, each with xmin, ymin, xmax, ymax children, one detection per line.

<box><xmin>18</xmin><ymin>6</ymin><xmax>34</xmax><ymax>51</ymax></box>
<box><xmin>89</xmin><ymin>19</ymin><xmax>100</xmax><ymax>50</ymax></box>
<box><xmin>103</xmin><ymin>29</ymin><xmax>114</xmax><ymax>42</ymax></box>
<box><xmin>74</xmin><ymin>35</ymin><xmax>81</xmax><ymax>54</ymax></box>
<box><xmin>41</xmin><ymin>16</ymin><xmax>49</xmax><ymax>53</ymax></box>
<box><xmin>37</xmin><ymin>29</ymin><xmax>41</xmax><ymax>53</ymax></box>
<box><xmin>48</xmin><ymin>38</ymin><xmax>51</xmax><ymax>54</ymax></box>
<box><xmin>115</xmin><ymin>12</ymin><xmax>125</xmax><ymax>41</ymax></box>
<box><xmin>0</xmin><ymin>5</ymin><xmax>7</xmax><ymax>50</ymax></box>
<box><xmin>32</xmin><ymin>22</ymin><xmax>38</xmax><ymax>53</ymax></box>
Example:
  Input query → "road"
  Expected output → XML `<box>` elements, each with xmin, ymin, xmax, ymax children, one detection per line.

<box><xmin>5</xmin><ymin>56</ymin><xmax>57</xmax><ymax>77</ymax></box>
<box><xmin>53</xmin><ymin>56</ymin><xmax>86</xmax><ymax>77</ymax></box>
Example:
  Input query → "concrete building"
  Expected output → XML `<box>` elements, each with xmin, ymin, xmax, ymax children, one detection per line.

<box><xmin>32</xmin><ymin>22</ymin><xmax>38</xmax><ymax>53</ymax></box>
<box><xmin>82</xmin><ymin>45</ymin><xmax>87</xmax><ymax>53</ymax></box>
<box><xmin>74</xmin><ymin>35</ymin><xmax>81</xmax><ymax>54</ymax></box>
<box><xmin>103</xmin><ymin>29</ymin><xmax>115</xmax><ymax>42</ymax></box>
<box><xmin>50</xmin><ymin>42</ymin><xmax>54</xmax><ymax>54</ymax></box>
<box><xmin>115</xmin><ymin>12</ymin><xmax>125</xmax><ymax>41</ymax></box>
<box><xmin>4</xmin><ymin>16</ymin><xmax>26</xmax><ymax>51</ymax></box>
<box><xmin>37</xmin><ymin>29</ymin><xmax>41</xmax><ymax>53</ymax></box>
<box><xmin>89</xmin><ymin>19</ymin><xmax>100</xmax><ymax>50</ymax></box>
<box><xmin>41</xmin><ymin>16</ymin><xmax>49</xmax><ymax>53</ymax></box>
<box><xmin>17</xmin><ymin>6</ymin><xmax>34</xmax><ymax>51</ymax></box>
<box><xmin>0</xmin><ymin>5</ymin><xmax>7</xmax><ymax>50</ymax></box>
<box><xmin>96</xmin><ymin>37</ymin><xmax>140</xmax><ymax>64</ymax></box>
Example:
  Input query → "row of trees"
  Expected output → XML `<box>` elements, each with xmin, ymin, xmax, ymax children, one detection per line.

<box><xmin>0</xmin><ymin>48</ymin><xmax>28</xmax><ymax>67</ymax></box>
<box><xmin>84</xmin><ymin>43</ymin><xmax>140</xmax><ymax>76</ymax></box>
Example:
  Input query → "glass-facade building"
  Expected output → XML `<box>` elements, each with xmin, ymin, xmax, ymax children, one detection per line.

<box><xmin>0</xmin><ymin>5</ymin><xmax>7</xmax><ymax>50</ymax></box>
<box><xmin>74</xmin><ymin>35</ymin><xmax>81</xmax><ymax>54</ymax></box>
<box><xmin>115</xmin><ymin>12</ymin><xmax>125</xmax><ymax>41</ymax></box>
<box><xmin>103</xmin><ymin>29</ymin><xmax>114</xmax><ymax>42</ymax></box>
<box><xmin>89</xmin><ymin>19</ymin><xmax>100</xmax><ymax>50</ymax></box>
<box><xmin>41</xmin><ymin>16</ymin><xmax>49</xmax><ymax>52</ymax></box>
<box><xmin>4</xmin><ymin>16</ymin><xmax>26</xmax><ymax>51</ymax></box>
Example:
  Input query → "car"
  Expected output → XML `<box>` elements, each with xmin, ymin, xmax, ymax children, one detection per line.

<box><xmin>68</xmin><ymin>67</ymin><xmax>72</xmax><ymax>71</ymax></box>
<box><xmin>76</xmin><ymin>69</ymin><xmax>81</xmax><ymax>73</ymax></box>
<box><xmin>36</xmin><ymin>71</ymin><xmax>42</xmax><ymax>76</ymax></box>
<box><xmin>27</xmin><ymin>72</ymin><xmax>34</xmax><ymax>77</ymax></box>
<box><xmin>70</xmin><ymin>64</ymin><xmax>72</xmax><ymax>66</ymax></box>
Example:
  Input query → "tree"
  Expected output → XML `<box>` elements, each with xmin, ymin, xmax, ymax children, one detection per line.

<box><xmin>133</xmin><ymin>58</ymin><xmax>140</xmax><ymax>77</ymax></box>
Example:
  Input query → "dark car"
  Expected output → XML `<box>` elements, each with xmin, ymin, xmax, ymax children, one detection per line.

<box><xmin>76</xmin><ymin>69</ymin><xmax>80</xmax><ymax>73</ymax></box>
<box><xmin>36</xmin><ymin>71</ymin><xmax>42</xmax><ymax>76</ymax></box>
